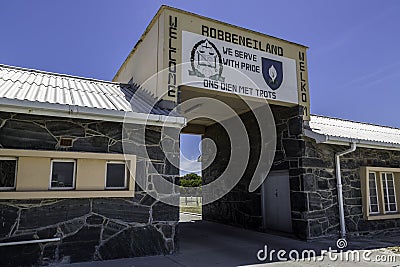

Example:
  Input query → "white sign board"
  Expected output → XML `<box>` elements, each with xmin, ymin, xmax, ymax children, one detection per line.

<box><xmin>181</xmin><ymin>31</ymin><xmax>298</xmax><ymax>104</ymax></box>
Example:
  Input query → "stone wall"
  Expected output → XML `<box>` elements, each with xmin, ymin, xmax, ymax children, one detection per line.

<box><xmin>202</xmin><ymin>105</ymin><xmax>305</xmax><ymax>234</ymax></box>
<box><xmin>201</xmin><ymin>105</ymin><xmax>400</xmax><ymax>240</ymax></box>
<box><xmin>0</xmin><ymin>112</ymin><xmax>180</xmax><ymax>266</ymax></box>
<box><xmin>299</xmin><ymin>137</ymin><xmax>400</xmax><ymax>239</ymax></box>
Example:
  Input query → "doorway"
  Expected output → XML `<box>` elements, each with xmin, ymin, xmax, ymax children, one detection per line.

<box><xmin>179</xmin><ymin>133</ymin><xmax>203</xmax><ymax>222</ymax></box>
<box><xmin>261</xmin><ymin>170</ymin><xmax>292</xmax><ymax>233</ymax></box>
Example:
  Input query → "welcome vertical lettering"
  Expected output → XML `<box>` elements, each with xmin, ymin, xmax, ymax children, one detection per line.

<box><xmin>168</xmin><ymin>15</ymin><xmax>178</xmax><ymax>98</ymax></box>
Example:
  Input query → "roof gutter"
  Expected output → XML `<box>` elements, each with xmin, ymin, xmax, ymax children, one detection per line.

<box><xmin>0</xmin><ymin>98</ymin><xmax>186</xmax><ymax>128</ymax></box>
<box><xmin>304</xmin><ymin>129</ymin><xmax>400</xmax><ymax>151</ymax></box>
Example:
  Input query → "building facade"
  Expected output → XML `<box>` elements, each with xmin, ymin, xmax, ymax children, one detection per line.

<box><xmin>1</xmin><ymin>5</ymin><xmax>400</xmax><ymax>267</ymax></box>
<box><xmin>0</xmin><ymin>65</ymin><xmax>184</xmax><ymax>266</ymax></box>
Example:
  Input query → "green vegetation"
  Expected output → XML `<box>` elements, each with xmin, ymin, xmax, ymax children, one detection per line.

<box><xmin>180</xmin><ymin>173</ymin><xmax>202</xmax><ymax>187</ymax></box>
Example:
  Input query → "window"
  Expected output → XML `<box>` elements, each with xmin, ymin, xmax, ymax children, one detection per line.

<box><xmin>0</xmin><ymin>157</ymin><xmax>17</xmax><ymax>190</ymax></box>
<box><xmin>368</xmin><ymin>172</ymin><xmax>379</xmax><ymax>214</ymax></box>
<box><xmin>0</xmin><ymin>149</ymin><xmax>135</xmax><ymax>199</ymax></box>
<box><xmin>105</xmin><ymin>161</ymin><xmax>127</xmax><ymax>189</ymax></box>
<box><xmin>381</xmin><ymin>172</ymin><xmax>397</xmax><ymax>213</ymax></box>
<box><xmin>361</xmin><ymin>167</ymin><xmax>400</xmax><ymax>220</ymax></box>
<box><xmin>50</xmin><ymin>160</ymin><xmax>76</xmax><ymax>190</ymax></box>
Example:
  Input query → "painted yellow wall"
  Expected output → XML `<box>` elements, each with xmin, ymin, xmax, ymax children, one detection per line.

<box><xmin>114</xmin><ymin>11</ymin><xmax>162</xmax><ymax>94</ymax></box>
<box><xmin>113</xmin><ymin>6</ymin><xmax>310</xmax><ymax>119</ymax></box>
<box><xmin>16</xmin><ymin>157</ymin><xmax>51</xmax><ymax>191</ymax></box>
<box><xmin>76</xmin><ymin>159</ymin><xmax>106</xmax><ymax>190</ymax></box>
<box><xmin>0</xmin><ymin>149</ymin><xmax>136</xmax><ymax>199</ymax></box>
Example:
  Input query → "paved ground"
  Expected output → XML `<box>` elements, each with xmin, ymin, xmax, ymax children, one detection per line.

<box><xmin>60</xmin><ymin>213</ymin><xmax>400</xmax><ymax>267</ymax></box>
<box><xmin>179</xmin><ymin>211</ymin><xmax>202</xmax><ymax>222</ymax></box>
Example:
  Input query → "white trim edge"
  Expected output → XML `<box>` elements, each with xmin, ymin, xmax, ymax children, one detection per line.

<box><xmin>304</xmin><ymin>129</ymin><xmax>400</xmax><ymax>151</ymax></box>
<box><xmin>0</xmin><ymin>98</ymin><xmax>186</xmax><ymax>128</ymax></box>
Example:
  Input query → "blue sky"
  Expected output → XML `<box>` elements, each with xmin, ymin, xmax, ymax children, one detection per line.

<box><xmin>1</xmin><ymin>1</ymin><xmax>399</xmax><ymax>175</ymax></box>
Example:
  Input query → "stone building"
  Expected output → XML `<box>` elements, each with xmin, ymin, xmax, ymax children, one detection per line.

<box><xmin>202</xmin><ymin>110</ymin><xmax>400</xmax><ymax>239</ymax></box>
<box><xmin>1</xmin><ymin>5</ymin><xmax>400</xmax><ymax>266</ymax></box>
<box><xmin>303</xmin><ymin>116</ymin><xmax>400</xmax><ymax>239</ymax></box>
<box><xmin>0</xmin><ymin>64</ymin><xmax>185</xmax><ymax>266</ymax></box>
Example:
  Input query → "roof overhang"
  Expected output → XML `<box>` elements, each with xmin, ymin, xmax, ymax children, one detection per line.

<box><xmin>0</xmin><ymin>98</ymin><xmax>186</xmax><ymax>128</ymax></box>
<box><xmin>304</xmin><ymin>128</ymin><xmax>400</xmax><ymax>151</ymax></box>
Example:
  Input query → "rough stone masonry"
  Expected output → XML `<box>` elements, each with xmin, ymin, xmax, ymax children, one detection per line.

<box><xmin>0</xmin><ymin>111</ymin><xmax>180</xmax><ymax>266</ymax></box>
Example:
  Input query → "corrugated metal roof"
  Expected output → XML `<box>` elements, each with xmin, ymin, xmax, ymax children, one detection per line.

<box><xmin>309</xmin><ymin>115</ymin><xmax>400</xmax><ymax>146</ymax></box>
<box><xmin>0</xmin><ymin>64</ymin><xmax>175</xmax><ymax>117</ymax></box>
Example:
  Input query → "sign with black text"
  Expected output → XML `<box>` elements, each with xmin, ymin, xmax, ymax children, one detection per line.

<box><xmin>181</xmin><ymin>31</ymin><xmax>298</xmax><ymax>104</ymax></box>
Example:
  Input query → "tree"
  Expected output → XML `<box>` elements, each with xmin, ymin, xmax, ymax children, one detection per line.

<box><xmin>180</xmin><ymin>173</ymin><xmax>202</xmax><ymax>187</ymax></box>
<box><xmin>182</xmin><ymin>173</ymin><xmax>201</xmax><ymax>180</ymax></box>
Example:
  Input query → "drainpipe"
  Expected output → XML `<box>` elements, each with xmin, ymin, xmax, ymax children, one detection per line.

<box><xmin>0</xmin><ymin>237</ymin><xmax>60</xmax><ymax>247</ymax></box>
<box><xmin>335</xmin><ymin>142</ymin><xmax>357</xmax><ymax>239</ymax></box>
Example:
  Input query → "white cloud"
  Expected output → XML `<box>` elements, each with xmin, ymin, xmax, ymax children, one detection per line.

<box><xmin>180</xmin><ymin>153</ymin><xmax>201</xmax><ymax>176</ymax></box>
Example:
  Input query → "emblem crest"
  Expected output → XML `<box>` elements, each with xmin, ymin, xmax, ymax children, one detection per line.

<box><xmin>262</xmin><ymin>58</ymin><xmax>283</xmax><ymax>90</ymax></box>
<box><xmin>189</xmin><ymin>39</ymin><xmax>225</xmax><ymax>82</ymax></box>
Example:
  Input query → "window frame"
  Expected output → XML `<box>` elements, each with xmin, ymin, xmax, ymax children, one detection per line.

<box><xmin>368</xmin><ymin>171</ymin><xmax>380</xmax><ymax>215</ymax></box>
<box><xmin>381</xmin><ymin>172</ymin><xmax>398</xmax><ymax>213</ymax></box>
<box><xmin>49</xmin><ymin>159</ymin><xmax>76</xmax><ymax>190</ymax></box>
<box><xmin>361</xmin><ymin>167</ymin><xmax>400</xmax><ymax>220</ymax></box>
<box><xmin>0</xmin><ymin>157</ymin><xmax>18</xmax><ymax>190</ymax></box>
<box><xmin>105</xmin><ymin>161</ymin><xmax>128</xmax><ymax>190</ymax></box>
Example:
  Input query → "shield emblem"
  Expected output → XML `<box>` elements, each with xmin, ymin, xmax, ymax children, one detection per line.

<box><xmin>262</xmin><ymin>58</ymin><xmax>283</xmax><ymax>90</ymax></box>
